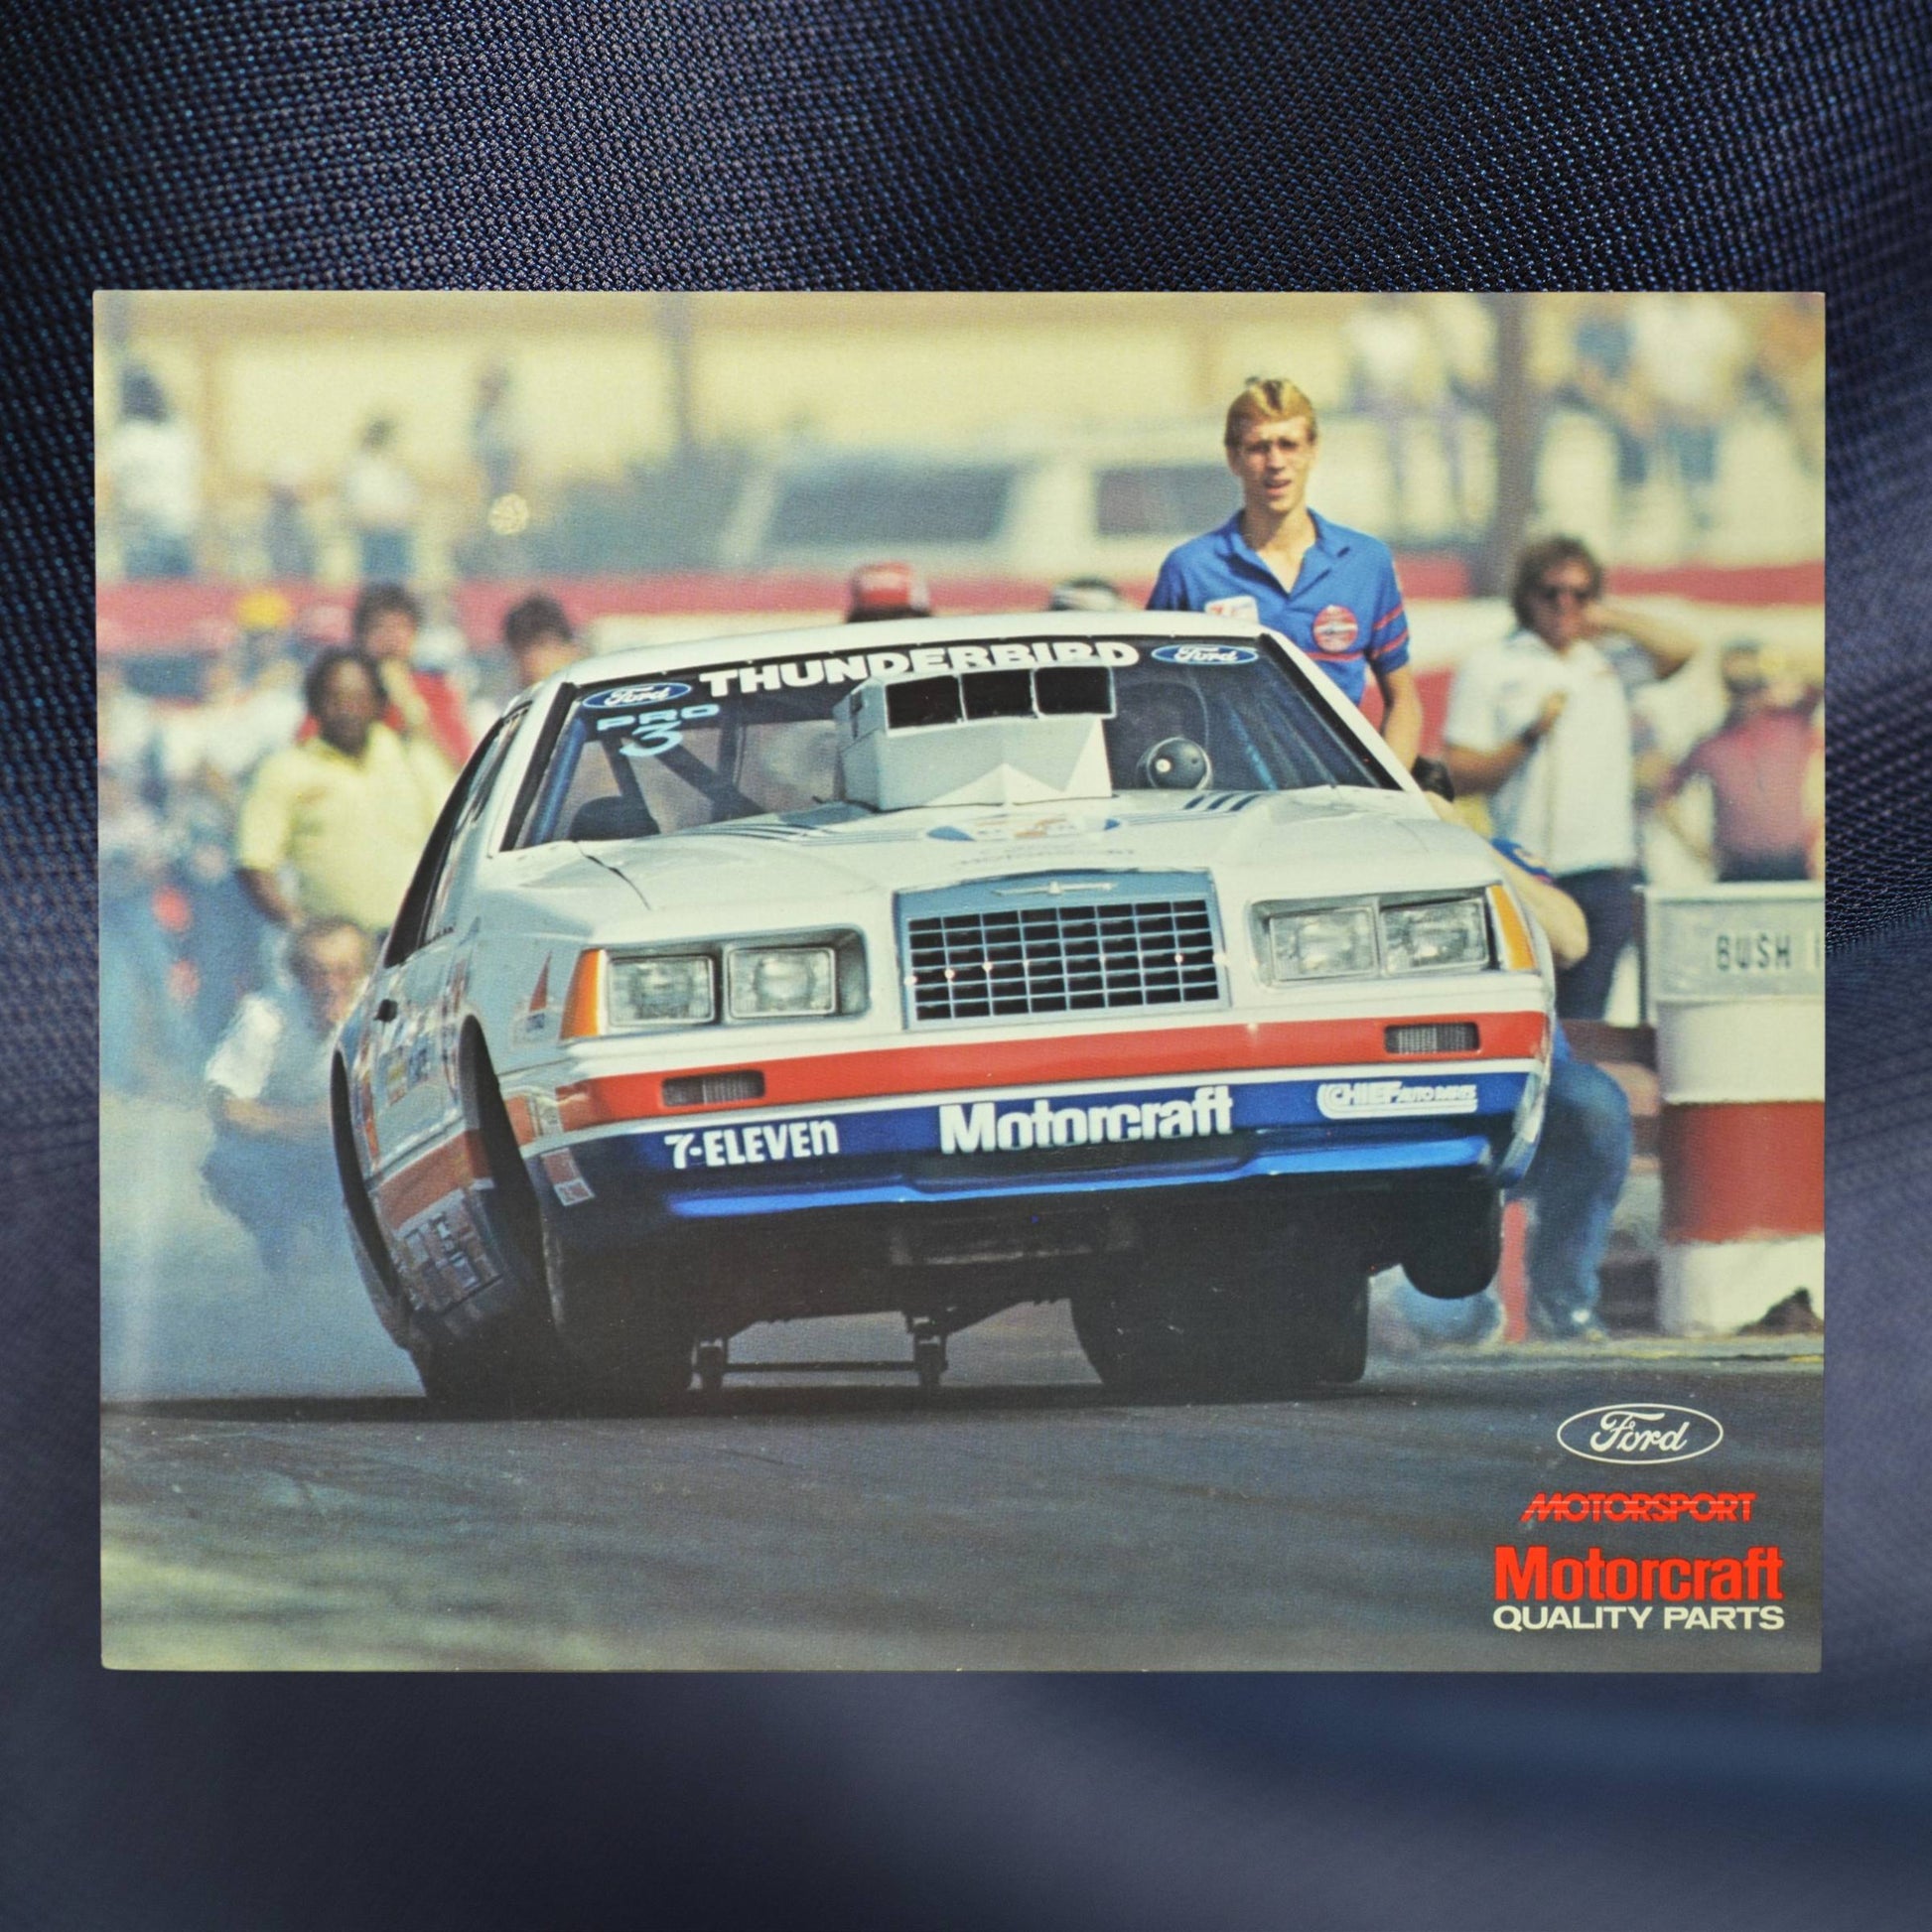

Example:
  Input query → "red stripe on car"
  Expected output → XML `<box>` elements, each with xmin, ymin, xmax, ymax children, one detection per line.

<box><xmin>555</xmin><ymin>1010</ymin><xmax>1547</xmax><ymax>1131</ymax></box>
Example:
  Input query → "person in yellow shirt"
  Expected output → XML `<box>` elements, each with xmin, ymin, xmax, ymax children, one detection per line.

<box><xmin>235</xmin><ymin>647</ymin><xmax>454</xmax><ymax>935</ymax></box>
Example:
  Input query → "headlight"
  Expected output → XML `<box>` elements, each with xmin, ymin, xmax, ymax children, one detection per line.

<box><xmin>609</xmin><ymin>953</ymin><xmax>715</xmax><ymax>1027</ymax></box>
<box><xmin>1380</xmin><ymin>897</ymin><xmax>1489</xmax><ymax>973</ymax></box>
<box><xmin>563</xmin><ymin>932</ymin><xmax>867</xmax><ymax>1038</ymax></box>
<box><xmin>728</xmin><ymin>945</ymin><xmax>837</xmax><ymax>1019</ymax></box>
<box><xmin>1264</xmin><ymin>904</ymin><xmax>1379</xmax><ymax>980</ymax></box>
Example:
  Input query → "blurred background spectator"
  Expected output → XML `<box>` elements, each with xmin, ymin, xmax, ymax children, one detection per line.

<box><xmin>463</xmin><ymin>360</ymin><xmax>533</xmax><ymax>578</ymax></box>
<box><xmin>846</xmin><ymin>560</ymin><xmax>932</xmax><ymax>622</ymax></box>
<box><xmin>341</xmin><ymin>416</ymin><xmax>420</xmax><ymax>581</ymax></box>
<box><xmin>102</xmin><ymin>365</ymin><xmax>202</xmax><ymax>580</ymax></box>
<box><xmin>262</xmin><ymin>458</ymin><xmax>318</xmax><ymax>581</ymax></box>
<box><xmin>201</xmin><ymin>916</ymin><xmax>372</xmax><ymax>1277</ymax></box>
<box><xmin>1745</xmin><ymin>292</ymin><xmax>1826</xmax><ymax>477</ymax></box>
<box><xmin>472</xmin><ymin>360</ymin><xmax>524</xmax><ymax>506</ymax></box>
<box><xmin>1444</xmin><ymin>534</ymin><xmax>1700</xmax><ymax>1020</ymax></box>
<box><xmin>1548</xmin><ymin>294</ymin><xmax>1651</xmax><ymax>534</ymax></box>
<box><xmin>501</xmin><ymin>592</ymin><xmax>585</xmax><ymax>689</ymax></box>
<box><xmin>100</xmin><ymin>761</ymin><xmax>197</xmax><ymax>1094</ymax></box>
<box><xmin>1629</xmin><ymin>293</ymin><xmax>1749</xmax><ymax>539</ymax></box>
<box><xmin>1657</xmin><ymin>639</ymin><xmax>1823</xmax><ymax>883</ymax></box>
<box><xmin>235</xmin><ymin>646</ymin><xmax>454</xmax><ymax>936</ymax></box>
<box><xmin>154</xmin><ymin>652</ymin><xmax>302</xmax><ymax>1052</ymax></box>
<box><xmin>1342</xmin><ymin>293</ymin><xmax>1472</xmax><ymax>540</ymax></box>
<box><xmin>350</xmin><ymin>582</ymin><xmax>476</xmax><ymax>767</ymax></box>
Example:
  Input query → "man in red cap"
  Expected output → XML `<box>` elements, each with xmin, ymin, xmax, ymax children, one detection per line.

<box><xmin>846</xmin><ymin>560</ymin><xmax>932</xmax><ymax>622</ymax></box>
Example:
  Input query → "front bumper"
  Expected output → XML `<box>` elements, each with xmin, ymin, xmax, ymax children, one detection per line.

<box><xmin>532</xmin><ymin>1061</ymin><xmax>1535</xmax><ymax>1240</ymax></box>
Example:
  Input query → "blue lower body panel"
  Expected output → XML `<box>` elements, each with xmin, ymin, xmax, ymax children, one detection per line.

<box><xmin>542</xmin><ymin>1068</ymin><xmax>1530</xmax><ymax>1233</ymax></box>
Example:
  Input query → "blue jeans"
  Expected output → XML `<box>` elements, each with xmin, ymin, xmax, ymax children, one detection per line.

<box><xmin>1399</xmin><ymin>1056</ymin><xmax>1633</xmax><ymax>1339</ymax></box>
<box><xmin>1554</xmin><ymin>868</ymin><xmax>1637</xmax><ymax>1021</ymax></box>
<box><xmin>202</xmin><ymin>1129</ymin><xmax>344</xmax><ymax>1274</ymax></box>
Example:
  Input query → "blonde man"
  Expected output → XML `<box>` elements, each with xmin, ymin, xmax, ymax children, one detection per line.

<box><xmin>1148</xmin><ymin>376</ymin><xmax>1424</xmax><ymax>767</ymax></box>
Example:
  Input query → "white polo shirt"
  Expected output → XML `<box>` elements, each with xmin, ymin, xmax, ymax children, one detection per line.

<box><xmin>1445</xmin><ymin>629</ymin><xmax>1638</xmax><ymax>875</ymax></box>
<box><xmin>204</xmin><ymin>985</ymin><xmax>337</xmax><ymax>1112</ymax></box>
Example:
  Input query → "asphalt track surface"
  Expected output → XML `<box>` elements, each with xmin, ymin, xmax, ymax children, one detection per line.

<box><xmin>102</xmin><ymin>1320</ymin><xmax>1820</xmax><ymax>1672</ymax></box>
<box><xmin>101</xmin><ymin>1096</ymin><xmax>1820</xmax><ymax>1671</ymax></box>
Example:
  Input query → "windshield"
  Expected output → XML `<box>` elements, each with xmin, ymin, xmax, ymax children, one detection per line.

<box><xmin>518</xmin><ymin>635</ymin><xmax>1393</xmax><ymax>846</ymax></box>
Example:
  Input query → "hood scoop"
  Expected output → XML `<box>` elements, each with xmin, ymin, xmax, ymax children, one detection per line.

<box><xmin>836</xmin><ymin>664</ymin><xmax>1117</xmax><ymax>812</ymax></box>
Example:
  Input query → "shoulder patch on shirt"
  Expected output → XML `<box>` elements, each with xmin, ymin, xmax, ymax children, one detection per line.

<box><xmin>1203</xmin><ymin>595</ymin><xmax>1260</xmax><ymax>621</ymax></box>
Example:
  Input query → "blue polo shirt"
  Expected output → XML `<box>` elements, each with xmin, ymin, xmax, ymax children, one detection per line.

<box><xmin>1146</xmin><ymin>510</ymin><xmax>1411</xmax><ymax>707</ymax></box>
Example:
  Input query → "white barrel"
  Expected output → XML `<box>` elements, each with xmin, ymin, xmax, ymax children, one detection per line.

<box><xmin>1644</xmin><ymin>886</ymin><xmax>1825</xmax><ymax>1336</ymax></box>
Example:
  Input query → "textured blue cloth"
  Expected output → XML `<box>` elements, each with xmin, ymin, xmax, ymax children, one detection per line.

<box><xmin>5</xmin><ymin>3</ymin><xmax>1932</xmax><ymax>1929</ymax></box>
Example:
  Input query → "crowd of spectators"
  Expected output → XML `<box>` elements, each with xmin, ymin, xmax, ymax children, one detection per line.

<box><xmin>97</xmin><ymin>584</ymin><xmax>588</xmax><ymax>1274</ymax></box>
<box><xmin>98</xmin><ymin>299</ymin><xmax>1823</xmax><ymax>584</ymax></box>
<box><xmin>1547</xmin><ymin>291</ymin><xmax>1823</xmax><ymax>537</ymax></box>
<box><xmin>99</xmin><ymin>361</ymin><xmax>527</xmax><ymax>588</ymax></box>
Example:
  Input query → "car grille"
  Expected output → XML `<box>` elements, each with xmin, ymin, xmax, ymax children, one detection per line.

<box><xmin>900</xmin><ymin>874</ymin><xmax>1223</xmax><ymax>1025</ymax></box>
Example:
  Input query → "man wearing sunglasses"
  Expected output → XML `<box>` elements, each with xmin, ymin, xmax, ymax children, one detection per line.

<box><xmin>1444</xmin><ymin>534</ymin><xmax>1698</xmax><ymax>1018</ymax></box>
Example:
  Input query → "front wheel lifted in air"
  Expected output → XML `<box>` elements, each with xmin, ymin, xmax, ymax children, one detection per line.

<box><xmin>1400</xmin><ymin>1184</ymin><xmax>1504</xmax><ymax>1301</ymax></box>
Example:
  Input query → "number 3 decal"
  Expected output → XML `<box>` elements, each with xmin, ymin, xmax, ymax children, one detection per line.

<box><xmin>621</xmin><ymin>702</ymin><xmax>719</xmax><ymax>758</ymax></box>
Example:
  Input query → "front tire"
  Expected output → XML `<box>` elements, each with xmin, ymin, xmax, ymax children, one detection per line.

<box><xmin>410</xmin><ymin>1329</ymin><xmax>556</xmax><ymax>1414</ymax></box>
<box><xmin>407</xmin><ymin>1033</ymin><xmax>563</xmax><ymax>1415</ymax></box>
<box><xmin>1401</xmin><ymin>1185</ymin><xmax>1503</xmax><ymax>1301</ymax></box>
<box><xmin>1071</xmin><ymin>1218</ymin><xmax>1368</xmax><ymax>1399</ymax></box>
<box><xmin>544</xmin><ymin>1223</ymin><xmax>696</xmax><ymax>1412</ymax></box>
<box><xmin>1235</xmin><ymin>1250</ymin><xmax>1368</xmax><ymax>1394</ymax></box>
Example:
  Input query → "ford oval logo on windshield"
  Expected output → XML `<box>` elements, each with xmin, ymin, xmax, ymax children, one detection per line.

<box><xmin>1557</xmin><ymin>1404</ymin><xmax>1724</xmax><ymax>1465</ymax></box>
<box><xmin>1152</xmin><ymin>643</ymin><xmax>1259</xmax><ymax>667</ymax></box>
<box><xmin>584</xmin><ymin>682</ymin><xmax>691</xmax><ymax>709</ymax></box>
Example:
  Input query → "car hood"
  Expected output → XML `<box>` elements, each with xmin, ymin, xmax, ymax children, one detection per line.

<box><xmin>594</xmin><ymin>790</ymin><xmax>1503</xmax><ymax>919</ymax></box>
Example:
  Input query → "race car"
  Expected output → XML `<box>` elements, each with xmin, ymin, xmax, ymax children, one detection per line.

<box><xmin>331</xmin><ymin>611</ymin><xmax>1556</xmax><ymax>1408</ymax></box>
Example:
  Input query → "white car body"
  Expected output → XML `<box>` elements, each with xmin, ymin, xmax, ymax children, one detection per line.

<box><xmin>332</xmin><ymin>612</ymin><xmax>1555</xmax><ymax>1405</ymax></box>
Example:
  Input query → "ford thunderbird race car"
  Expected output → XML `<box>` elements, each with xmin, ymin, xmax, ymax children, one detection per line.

<box><xmin>332</xmin><ymin>612</ymin><xmax>1556</xmax><ymax>1408</ymax></box>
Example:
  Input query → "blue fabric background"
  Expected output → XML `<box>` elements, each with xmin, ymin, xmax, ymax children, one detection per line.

<box><xmin>5</xmin><ymin>2</ymin><xmax>1930</xmax><ymax>1924</ymax></box>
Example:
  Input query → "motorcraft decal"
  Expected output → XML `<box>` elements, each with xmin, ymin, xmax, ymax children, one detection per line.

<box><xmin>621</xmin><ymin>1070</ymin><xmax>1527</xmax><ymax>1174</ymax></box>
<box><xmin>939</xmin><ymin>1086</ymin><xmax>1234</xmax><ymax>1152</ymax></box>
